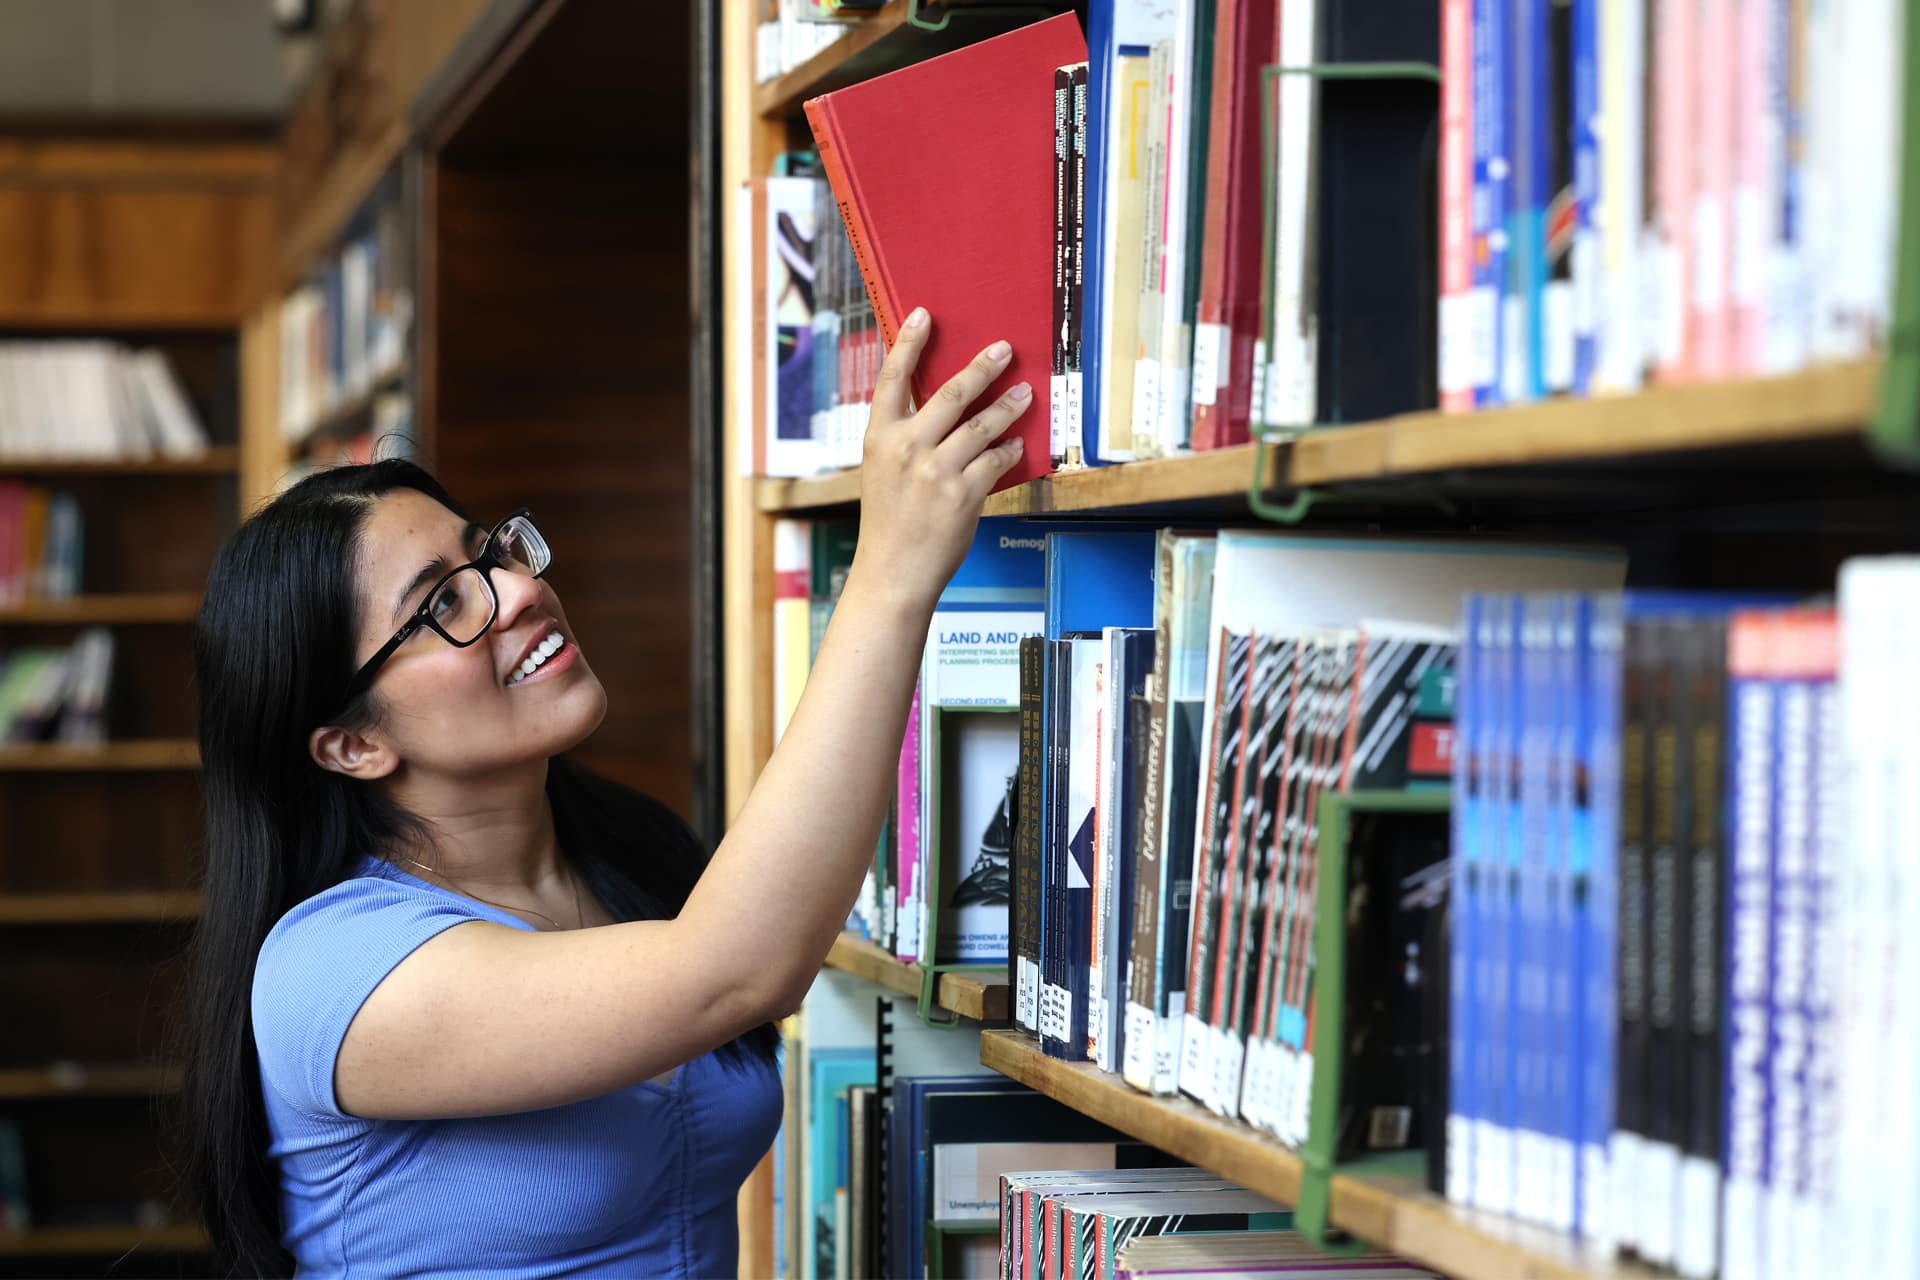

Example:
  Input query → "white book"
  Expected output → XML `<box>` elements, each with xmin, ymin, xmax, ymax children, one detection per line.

<box><xmin>1267</xmin><ymin>0</ymin><xmax>1320</xmax><ymax>432</ymax></box>
<box><xmin>134</xmin><ymin>351</ymin><xmax>209</xmax><ymax>458</ymax></box>
<box><xmin>1151</xmin><ymin>0</ymin><xmax>1203</xmax><ymax>455</ymax></box>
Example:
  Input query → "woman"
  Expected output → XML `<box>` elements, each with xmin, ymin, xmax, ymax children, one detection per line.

<box><xmin>182</xmin><ymin>310</ymin><xmax>1032</xmax><ymax>1277</ymax></box>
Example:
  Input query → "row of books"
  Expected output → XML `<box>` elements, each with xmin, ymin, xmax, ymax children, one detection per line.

<box><xmin>777</xmin><ymin>972</ymin><xmax>1432</xmax><ymax>1280</ymax></box>
<box><xmin>741</xmin><ymin>3</ymin><xmax>1910</xmax><ymax>482</ymax></box>
<box><xmin>0</xmin><ymin>485</ymin><xmax>81</xmax><ymax>605</ymax></box>
<box><xmin>753</xmin><ymin>0</ymin><xmax>884</xmax><ymax>84</ymax></box>
<box><xmin>278</xmin><ymin>198</ymin><xmax>412</xmax><ymax>445</ymax></box>
<box><xmin>1437</xmin><ymin>0</ymin><xmax>1900</xmax><ymax>406</ymax></box>
<box><xmin>1447</xmin><ymin>574</ymin><xmax>1920</xmax><ymax>1280</ymax></box>
<box><xmin>0</xmin><ymin>630</ymin><xmax>115</xmax><ymax>745</ymax></box>
<box><xmin>0</xmin><ymin>343</ymin><xmax>208</xmax><ymax>462</ymax></box>
<box><xmin>736</xmin><ymin>173</ymin><xmax>879</xmax><ymax>479</ymax></box>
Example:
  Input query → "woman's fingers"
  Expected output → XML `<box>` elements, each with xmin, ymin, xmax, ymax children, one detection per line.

<box><xmin>912</xmin><ymin>339</ymin><xmax>1015</xmax><ymax>445</ymax></box>
<box><xmin>960</xmin><ymin>432</ymin><xmax>1028</xmax><ymax>495</ymax></box>
<box><xmin>934</xmin><ymin>380</ymin><xmax>1035</xmax><ymax>473</ymax></box>
<box><xmin>871</xmin><ymin>306</ymin><xmax>931</xmax><ymax>425</ymax></box>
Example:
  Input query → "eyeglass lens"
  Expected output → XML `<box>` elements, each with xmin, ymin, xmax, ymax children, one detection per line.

<box><xmin>422</xmin><ymin>518</ymin><xmax>550</xmax><ymax>644</ymax></box>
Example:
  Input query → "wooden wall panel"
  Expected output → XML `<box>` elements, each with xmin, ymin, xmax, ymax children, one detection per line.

<box><xmin>429</xmin><ymin>166</ymin><xmax>693</xmax><ymax>814</ymax></box>
<box><xmin>0</xmin><ymin>142</ymin><xmax>273</xmax><ymax>328</ymax></box>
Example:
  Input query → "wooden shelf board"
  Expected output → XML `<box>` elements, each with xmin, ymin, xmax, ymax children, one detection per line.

<box><xmin>753</xmin><ymin>0</ymin><xmax>1058</xmax><ymax>119</ymax></box>
<box><xmin>0</xmin><ymin>740</ymin><xmax>199</xmax><ymax>771</ymax></box>
<box><xmin>0</xmin><ymin>891</ymin><xmax>201</xmax><ymax>924</ymax></box>
<box><xmin>753</xmin><ymin>362</ymin><xmax>1881</xmax><ymax>516</ymax></box>
<box><xmin>0</xmin><ymin>1064</ymin><xmax>182</xmax><ymax>1099</ymax></box>
<box><xmin>980</xmin><ymin>1030</ymin><xmax>1662</xmax><ymax>1280</ymax></box>
<box><xmin>0</xmin><ymin>445</ymin><xmax>239</xmax><ymax>477</ymax></box>
<box><xmin>824</xmin><ymin>932</ymin><xmax>1010</xmax><ymax>1021</ymax></box>
<box><xmin>0</xmin><ymin>1223</ymin><xmax>210</xmax><ymax>1256</ymax></box>
<box><xmin>0</xmin><ymin>593</ymin><xmax>200</xmax><ymax>625</ymax></box>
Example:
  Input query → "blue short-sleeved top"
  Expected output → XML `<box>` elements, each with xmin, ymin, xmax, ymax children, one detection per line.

<box><xmin>252</xmin><ymin>855</ymin><xmax>782</xmax><ymax>1279</ymax></box>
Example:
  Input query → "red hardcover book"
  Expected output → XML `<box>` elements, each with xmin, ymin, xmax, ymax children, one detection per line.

<box><xmin>1188</xmin><ymin>0</ymin><xmax>1279</xmax><ymax>451</ymax></box>
<box><xmin>803</xmin><ymin>13</ymin><xmax>1088</xmax><ymax>492</ymax></box>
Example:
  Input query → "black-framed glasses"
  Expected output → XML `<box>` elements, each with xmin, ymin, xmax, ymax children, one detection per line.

<box><xmin>342</xmin><ymin>510</ymin><xmax>552</xmax><ymax>702</ymax></box>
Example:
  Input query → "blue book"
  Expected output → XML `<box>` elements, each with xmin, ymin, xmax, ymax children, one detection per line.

<box><xmin>807</xmin><ymin>1049</ymin><xmax>874</xmax><ymax>1280</ymax></box>
<box><xmin>1516</xmin><ymin>593</ymin><xmax>1553</xmax><ymax>1225</ymax></box>
<box><xmin>1570</xmin><ymin>0</ymin><xmax>1599</xmax><ymax>393</ymax></box>
<box><xmin>902</xmin><ymin>1076</ymin><xmax>1027</xmax><ymax>1276</ymax></box>
<box><xmin>1505</xmin><ymin>0</ymin><xmax>1545</xmax><ymax>404</ymax></box>
<box><xmin>1473</xmin><ymin>0</ymin><xmax>1509</xmax><ymax>406</ymax></box>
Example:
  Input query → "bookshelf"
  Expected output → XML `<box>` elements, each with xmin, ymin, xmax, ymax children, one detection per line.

<box><xmin>757</xmin><ymin>360</ymin><xmax>1882</xmax><ymax>516</ymax></box>
<box><xmin>981</xmin><ymin>1031</ymin><xmax>1663</xmax><ymax>1280</ymax></box>
<box><xmin>0</xmin><ymin>1223</ymin><xmax>210</xmax><ymax>1258</ymax></box>
<box><xmin>826</xmin><ymin>931</ymin><xmax>1012</xmax><ymax>1022</ymax></box>
<box><xmin>0</xmin><ymin>135</ymin><xmax>269</xmax><ymax>1273</ymax></box>
<box><xmin>0</xmin><ymin>893</ymin><xmax>201</xmax><ymax>926</ymax></box>
<box><xmin>712</xmin><ymin>1</ymin><xmax>1920</xmax><ymax>1277</ymax></box>
<box><xmin>0</xmin><ymin>1066</ymin><xmax>182</xmax><ymax>1102</ymax></box>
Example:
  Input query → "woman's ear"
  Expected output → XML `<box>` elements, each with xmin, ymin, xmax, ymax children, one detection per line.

<box><xmin>308</xmin><ymin>723</ymin><xmax>399</xmax><ymax>781</ymax></box>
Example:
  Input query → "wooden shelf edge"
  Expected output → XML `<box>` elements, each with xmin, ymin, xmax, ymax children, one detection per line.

<box><xmin>824</xmin><ymin>933</ymin><xmax>1010</xmax><ymax>1021</ymax></box>
<box><xmin>0</xmin><ymin>1223</ymin><xmax>209</xmax><ymax>1256</ymax></box>
<box><xmin>0</xmin><ymin>445</ymin><xmax>239</xmax><ymax>477</ymax></box>
<box><xmin>0</xmin><ymin>593</ymin><xmax>201</xmax><ymax>625</ymax></box>
<box><xmin>0</xmin><ymin>740</ymin><xmax>200</xmax><ymax>771</ymax></box>
<box><xmin>978</xmin><ymin>1029</ymin><xmax>1660</xmax><ymax>1280</ymax></box>
<box><xmin>0</xmin><ymin>1064</ymin><xmax>183</xmax><ymax>1100</ymax></box>
<box><xmin>0</xmin><ymin>891</ymin><xmax>202</xmax><ymax>924</ymax></box>
<box><xmin>751</xmin><ymin>362</ymin><xmax>1881</xmax><ymax>516</ymax></box>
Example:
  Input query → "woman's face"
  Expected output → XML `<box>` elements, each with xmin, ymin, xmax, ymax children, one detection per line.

<box><xmin>342</xmin><ymin>488</ymin><xmax>608</xmax><ymax>779</ymax></box>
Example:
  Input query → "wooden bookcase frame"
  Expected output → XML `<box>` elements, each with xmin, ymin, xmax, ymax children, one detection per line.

<box><xmin>710</xmin><ymin>6</ymin><xmax>1919</xmax><ymax>1280</ymax></box>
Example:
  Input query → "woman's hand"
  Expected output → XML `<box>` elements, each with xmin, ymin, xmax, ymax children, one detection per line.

<box><xmin>850</xmin><ymin>306</ymin><xmax>1031</xmax><ymax>612</ymax></box>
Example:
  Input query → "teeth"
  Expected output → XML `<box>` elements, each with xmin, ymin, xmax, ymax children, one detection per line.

<box><xmin>508</xmin><ymin>632</ymin><xmax>567</xmax><ymax>685</ymax></box>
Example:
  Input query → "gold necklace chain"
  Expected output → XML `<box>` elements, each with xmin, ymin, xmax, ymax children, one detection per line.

<box><xmin>397</xmin><ymin>855</ymin><xmax>584</xmax><ymax>930</ymax></box>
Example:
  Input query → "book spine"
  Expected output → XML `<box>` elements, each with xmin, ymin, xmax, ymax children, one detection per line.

<box><xmin>802</xmin><ymin>100</ymin><xmax>903</xmax><ymax>350</ymax></box>
<box><xmin>1575</xmin><ymin>593</ymin><xmax>1617</xmax><ymax>1248</ymax></box>
<box><xmin>1441</xmin><ymin>0</ymin><xmax>1477</xmax><ymax>412</ymax></box>
<box><xmin>1449</xmin><ymin>596</ymin><xmax>1481</xmax><ymax>1203</ymax></box>
<box><xmin>1641</xmin><ymin>617</ymin><xmax>1680</xmax><ymax>1268</ymax></box>
<box><xmin>1729</xmin><ymin>0</ymin><xmax>1768</xmax><ymax>374</ymax></box>
<box><xmin>1723</xmin><ymin>613</ymin><xmax>1775</xmax><ymax>1280</ymax></box>
<box><xmin>1016</xmin><ymin>636</ymin><xmax>1045</xmax><ymax>1033</ymax></box>
<box><xmin>1761</xmin><ymin>0</ymin><xmax>1805</xmax><ymax>374</ymax></box>
<box><xmin>1053</xmin><ymin>70</ymin><xmax>1072</xmax><ymax>469</ymax></box>
<box><xmin>1598</xmin><ymin>0</ymin><xmax>1646</xmax><ymax>393</ymax></box>
<box><xmin>1181</xmin><ymin>631</ymin><xmax>1251</xmax><ymax>1104</ymax></box>
<box><xmin>1543</xmin><ymin>0</ymin><xmax>1576</xmax><ymax>396</ymax></box>
<box><xmin>1677</xmin><ymin>616</ymin><xmax>1727</xmax><ymax>1280</ymax></box>
<box><xmin>1042</xmin><ymin>638</ymin><xmax>1073</xmax><ymax>1058</ymax></box>
<box><xmin>1801</xmin><ymin>611</ymin><xmax>1838</xmax><ymax>1280</ymax></box>
<box><xmin>1547</xmin><ymin>595</ymin><xmax>1579</xmax><ymax>1232</ymax></box>
<box><xmin>1232</xmin><ymin>635</ymin><xmax>1293</xmax><ymax>1125</ymax></box>
<box><xmin>1691</xmin><ymin>0</ymin><xmax>1733</xmax><ymax>381</ymax></box>
<box><xmin>1505</xmin><ymin>0</ymin><xmax>1537</xmax><ymax>404</ymax></box>
<box><xmin>1482</xmin><ymin>594</ymin><xmax>1512</xmax><ymax>1220</ymax></box>
<box><xmin>1068</xmin><ymin>63</ymin><xmax>1089</xmax><ymax>469</ymax></box>
<box><xmin>1516</xmin><ymin>595</ymin><xmax>1553</xmax><ymax>1224</ymax></box>
<box><xmin>1206</xmin><ymin>636</ymin><xmax>1270</xmax><ymax>1113</ymax></box>
<box><xmin>1765</xmin><ymin>613</ymin><xmax>1816</xmax><ymax>1280</ymax></box>
<box><xmin>1474</xmin><ymin>0</ymin><xmax>1509</xmax><ymax>405</ymax></box>
<box><xmin>1651</xmin><ymin>0</ymin><xmax>1695</xmax><ymax>382</ymax></box>
<box><xmin>1612</xmin><ymin>612</ymin><xmax>1651</xmax><ymax>1252</ymax></box>
<box><xmin>1124</xmin><ymin>536</ymin><xmax>1178</xmax><ymax>1090</ymax></box>
<box><xmin>1189</xmin><ymin>0</ymin><xmax>1241</xmax><ymax>445</ymax></box>
<box><xmin>1570</xmin><ymin>0</ymin><xmax>1600</xmax><ymax>394</ymax></box>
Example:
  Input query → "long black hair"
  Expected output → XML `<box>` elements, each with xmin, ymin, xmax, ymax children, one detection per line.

<box><xmin>180</xmin><ymin>459</ymin><xmax>772</xmax><ymax>1276</ymax></box>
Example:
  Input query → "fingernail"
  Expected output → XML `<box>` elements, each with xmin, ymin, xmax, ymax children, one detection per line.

<box><xmin>1009</xmin><ymin>436</ymin><xmax>1025</xmax><ymax>452</ymax></box>
<box><xmin>987</xmin><ymin>340</ymin><xmax>1012</xmax><ymax>362</ymax></box>
<box><xmin>904</xmin><ymin>307</ymin><xmax>928</xmax><ymax>330</ymax></box>
<box><xmin>1008</xmin><ymin>382</ymin><xmax>1032</xmax><ymax>401</ymax></box>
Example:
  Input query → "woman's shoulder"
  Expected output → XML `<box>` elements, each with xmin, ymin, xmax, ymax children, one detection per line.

<box><xmin>262</xmin><ymin>857</ymin><xmax>480</xmax><ymax>948</ymax></box>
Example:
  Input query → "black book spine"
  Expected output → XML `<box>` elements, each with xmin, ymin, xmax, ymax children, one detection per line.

<box><xmin>1644</xmin><ymin>617</ymin><xmax>1682</xmax><ymax>1259</ymax></box>
<box><xmin>1615</xmin><ymin>616</ymin><xmax>1653</xmax><ymax>1247</ymax></box>
<box><xmin>1679</xmin><ymin>616</ymin><xmax>1728</xmax><ymax>1273</ymax></box>
<box><xmin>1014</xmin><ymin>635</ymin><xmax>1045</xmax><ymax>1033</ymax></box>
<box><xmin>1042</xmin><ymin>637</ymin><xmax>1073</xmax><ymax>1058</ymax></box>
<box><xmin>1051</xmin><ymin>68</ymin><xmax>1071</xmax><ymax>468</ymax></box>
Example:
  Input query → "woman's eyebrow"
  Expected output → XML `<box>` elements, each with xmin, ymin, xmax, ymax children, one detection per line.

<box><xmin>394</xmin><ymin>556</ymin><xmax>452</xmax><ymax>624</ymax></box>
